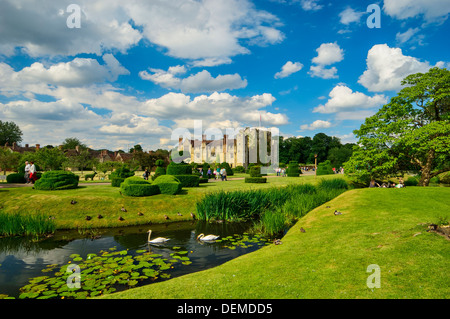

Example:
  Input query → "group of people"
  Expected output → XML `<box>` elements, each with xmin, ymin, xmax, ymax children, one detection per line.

<box><xmin>332</xmin><ymin>167</ymin><xmax>344</xmax><ymax>174</ymax></box>
<box><xmin>369</xmin><ymin>178</ymin><xmax>405</xmax><ymax>188</ymax></box>
<box><xmin>24</xmin><ymin>161</ymin><xmax>37</xmax><ymax>184</ymax></box>
<box><xmin>275</xmin><ymin>168</ymin><xmax>287</xmax><ymax>177</ymax></box>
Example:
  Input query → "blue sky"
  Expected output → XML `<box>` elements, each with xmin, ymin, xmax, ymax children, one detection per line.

<box><xmin>0</xmin><ymin>0</ymin><xmax>449</xmax><ymax>151</ymax></box>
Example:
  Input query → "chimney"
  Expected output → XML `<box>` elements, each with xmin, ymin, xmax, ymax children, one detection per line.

<box><xmin>25</xmin><ymin>144</ymin><xmax>29</xmax><ymax>148</ymax></box>
<box><xmin>36</xmin><ymin>144</ymin><xmax>40</xmax><ymax>150</ymax></box>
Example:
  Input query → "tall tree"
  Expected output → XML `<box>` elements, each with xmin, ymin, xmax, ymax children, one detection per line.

<box><xmin>345</xmin><ymin>67</ymin><xmax>450</xmax><ymax>186</ymax></box>
<box><xmin>62</xmin><ymin>137</ymin><xmax>86</xmax><ymax>150</ymax></box>
<box><xmin>0</xmin><ymin>121</ymin><xmax>23</xmax><ymax>146</ymax></box>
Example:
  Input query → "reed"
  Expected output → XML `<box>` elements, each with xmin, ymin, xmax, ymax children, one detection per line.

<box><xmin>0</xmin><ymin>211</ymin><xmax>56</xmax><ymax>237</ymax></box>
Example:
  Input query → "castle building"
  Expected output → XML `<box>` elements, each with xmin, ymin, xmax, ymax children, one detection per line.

<box><xmin>177</xmin><ymin>127</ymin><xmax>279</xmax><ymax>168</ymax></box>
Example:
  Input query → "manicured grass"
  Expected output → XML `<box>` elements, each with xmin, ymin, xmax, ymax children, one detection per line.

<box><xmin>0</xmin><ymin>174</ymin><xmax>337</xmax><ymax>230</ymax></box>
<box><xmin>101</xmin><ymin>187</ymin><xmax>450</xmax><ymax>299</ymax></box>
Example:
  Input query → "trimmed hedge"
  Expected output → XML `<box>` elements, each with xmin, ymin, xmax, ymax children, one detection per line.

<box><xmin>199</xmin><ymin>177</ymin><xmax>209</xmax><ymax>184</ymax></box>
<box><xmin>111</xmin><ymin>178</ymin><xmax>125</xmax><ymax>187</ymax></box>
<box><xmin>166</xmin><ymin>162</ymin><xmax>192</xmax><ymax>175</ymax></box>
<box><xmin>6</xmin><ymin>173</ymin><xmax>25</xmax><ymax>184</ymax></box>
<box><xmin>287</xmin><ymin>161</ymin><xmax>300</xmax><ymax>177</ymax></box>
<box><xmin>172</xmin><ymin>175</ymin><xmax>200</xmax><ymax>187</ymax></box>
<box><xmin>152</xmin><ymin>175</ymin><xmax>182</xmax><ymax>195</ymax></box>
<box><xmin>316</xmin><ymin>160</ymin><xmax>334</xmax><ymax>176</ymax></box>
<box><xmin>34</xmin><ymin>171</ymin><xmax>79</xmax><ymax>190</ymax></box>
<box><xmin>120</xmin><ymin>176</ymin><xmax>161</xmax><ymax>197</ymax></box>
<box><xmin>249</xmin><ymin>166</ymin><xmax>262</xmax><ymax>177</ymax></box>
<box><xmin>245</xmin><ymin>177</ymin><xmax>267</xmax><ymax>183</ymax></box>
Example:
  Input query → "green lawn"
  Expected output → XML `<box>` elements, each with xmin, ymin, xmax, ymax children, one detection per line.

<box><xmin>0</xmin><ymin>174</ymin><xmax>333</xmax><ymax>230</ymax></box>
<box><xmin>101</xmin><ymin>187</ymin><xmax>450</xmax><ymax>299</ymax></box>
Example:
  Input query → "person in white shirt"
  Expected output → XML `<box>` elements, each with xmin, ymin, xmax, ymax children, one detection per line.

<box><xmin>29</xmin><ymin>161</ymin><xmax>36</xmax><ymax>184</ymax></box>
<box><xmin>24</xmin><ymin>161</ymin><xmax>31</xmax><ymax>184</ymax></box>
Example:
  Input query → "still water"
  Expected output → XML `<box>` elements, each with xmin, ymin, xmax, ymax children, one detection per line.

<box><xmin>0</xmin><ymin>221</ymin><xmax>269</xmax><ymax>298</ymax></box>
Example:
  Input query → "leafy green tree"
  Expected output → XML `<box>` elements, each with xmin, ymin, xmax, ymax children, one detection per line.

<box><xmin>0</xmin><ymin>148</ymin><xmax>21</xmax><ymax>174</ymax></box>
<box><xmin>61</xmin><ymin>137</ymin><xmax>86</xmax><ymax>150</ymax></box>
<box><xmin>0</xmin><ymin>121</ymin><xmax>23</xmax><ymax>146</ymax></box>
<box><xmin>66</xmin><ymin>150</ymin><xmax>95</xmax><ymax>175</ymax></box>
<box><xmin>345</xmin><ymin>67</ymin><xmax>450</xmax><ymax>186</ymax></box>
<box><xmin>35</xmin><ymin>148</ymin><xmax>67</xmax><ymax>171</ymax></box>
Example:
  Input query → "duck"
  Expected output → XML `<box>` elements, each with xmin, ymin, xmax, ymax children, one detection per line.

<box><xmin>197</xmin><ymin>233</ymin><xmax>220</xmax><ymax>241</ymax></box>
<box><xmin>71</xmin><ymin>200</ymin><xmax>77</xmax><ymax>205</ymax></box>
<box><xmin>300</xmin><ymin>227</ymin><xmax>306</xmax><ymax>233</ymax></box>
<box><xmin>121</xmin><ymin>206</ymin><xmax>127</xmax><ymax>212</ymax></box>
<box><xmin>147</xmin><ymin>230</ymin><xmax>170</xmax><ymax>244</ymax></box>
<box><xmin>164</xmin><ymin>214</ymin><xmax>170</xmax><ymax>220</ymax></box>
<box><xmin>190</xmin><ymin>212</ymin><xmax>196</xmax><ymax>220</ymax></box>
<box><xmin>137</xmin><ymin>212</ymin><xmax>144</xmax><ymax>216</ymax></box>
<box><xmin>85</xmin><ymin>216</ymin><xmax>92</xmax><ymax>221</ymax></box>
<box><xmin>334</xmin><ymin>210</ymin><xmax>342</xmax><ymax>216</ymax></box>
<box><xmin>97</xmin><ymin>214</ymin><xmax>103</xmax><ymax>219</ymax></box>
<box><xmin>118</xmin><ymin>216</ymin><xmax>124</xmax><ymax>221</ymax></box>
<box><xmin>177</xmin><ymin>212</ymin><xmax>182</xmax><ymax>216</ymax></box>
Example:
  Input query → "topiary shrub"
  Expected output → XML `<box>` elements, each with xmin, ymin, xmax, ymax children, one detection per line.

<box><xmin>199</xmin><ymin>177</ymin><xmax>209</xmax><ymax>184</ymax></box>
<box><xmin>120</xmin><ymin>176</ymin><xmax>160</xmax><ymax>197</ymax></box>
<box><xmin>249</xmin><ymin>166</ymin><xmax>262</xmax><ymax>177</ymax></box>
<box><xmin>245</xmin><ymin>177</ymin><xmax>267</xmax><ymax>183</ymax></box>
<box><xmin>34</xmin><ymin>171</ymin><xmax>79</xmax><ymax>190</ymax></box>
<box><xmin>152</xmin><ymin>175</ymin><xmax>182</xmax><ymax>195</ymax></box>
<box><xmin>166</xmin><ymin>162</ymin><xmax>192</xmax><ymax>175</ymax></box>
<box><xmin>172</xmin><ymin>175</ymin><xmax>200</xmax><ymax>187</ymax></box>
<box><xmin>287</xmin><ymin>161</ymin><xmax>300</xmax><ymax>177</ymax></box>
<box><xmin>6</xmin><ymin>173</ymin><xmax>25</xmax><ymax>183</ymax></box>
<box><xmin>110</xmin><ymin>166</ymin><xmax>134</xmax><ymax>187</ymax></box>
<box><xmin>316</xmin><ymin>160</ymin><xmax>334</xmax><ymax>176</ymax></box>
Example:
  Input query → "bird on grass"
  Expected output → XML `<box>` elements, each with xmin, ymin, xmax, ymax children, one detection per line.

<box><xmin>147</xmin><ymin>230</ymin><xmax>170</xmax><ymax>244</ymax></box>
<box><xmin>273</xmin><ymin>239</ymin><xmax>282</xmax><ymax>245</ymax></box>
<box><xmin>197</xmin><ymin>233</ymin><xmax>220</xmax><ymax>241</ymax></box>
<box><xmin>334</xmin><ymin>210</ymin><xmax>342</xmax><ymax>216</ymax></box>
<box><xmin>190</xmin><ymin>212</ymin><xmax>196</xmax><ymax>220</ymax></box>
<box><xmin>177</xmin><ymin>212</ymin><xmax>182</xmax><ymax>216</ymax></box>
<box><xmin>300</xmin><ymin>227</ymin><xmax>306</xmax><ymax>233</ymax></box>
<box><xmin>97</xmin><ymin>214</ymin><xmax>103</xmax><ymax>219</ymax></box>
<box><xmin>118</xmin><ymin>216</ymin><xmax>124</xmax><ymax>221</ymax></box>
<box><xmin>121</xmin><ymin>206</ymin><xmax>127</xmax><ymax>212</ymax></box>
<box><xmin>71</xmin><ymin>200</ymin><xmax>77</xmax><ymax>205</ymax></box>
<box><xmin>137</xmin><ymin>212</ymin><xmax>144</xmax><ymax>216</ymax></box>
<box><xmin>85</xmin><ymin>216</ymin><xmax>92</xmax><ymax>221</ymax></box>
<box><xmin>164</xmin><ymin>214</ymin><xmax>170</xmax><ymax>220</ymax></box>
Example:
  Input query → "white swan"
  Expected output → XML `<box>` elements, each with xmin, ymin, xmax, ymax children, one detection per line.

<box><xmin>147</xmin><ymin>230</ymin><xmax>170</xmax><ymax>244</ymax></box>
<box><xmin>197</xmin><ymin>233</ymin><xmax>220</xmax><ymax>241</ymax></box>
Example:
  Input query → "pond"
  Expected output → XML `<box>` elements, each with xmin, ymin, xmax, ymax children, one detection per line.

<box><xmin>0</xmin><ymin>221</ymin><xmax>271</xmax><ymax>299</ymax></box>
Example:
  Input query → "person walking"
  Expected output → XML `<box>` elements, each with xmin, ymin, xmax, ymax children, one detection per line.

<box><xmin>24</xmin><ymin>161</ymin><xmax>31</xmax><ymax>184</ymax></box>
<box><xmin>221</xmin><ymin>167</ymin><xmax>227</xmax><ymax>181</ymax></box>
<box><xmin>29</xmin><ymin>161</ymin><xmax>37</xmax><ymax>184</ymax></box>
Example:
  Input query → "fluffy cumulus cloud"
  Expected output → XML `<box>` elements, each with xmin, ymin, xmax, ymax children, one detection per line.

<box><xmin>309</xmin><ymin>42</ymin><xmax>344</xmax><ymax>79</ymax></box>
<box><xmin>383</xmin><ymin>0</ymin><xmax>450</xmax><ymax>23</ymax></box>
<box><xmin>140</xmin><ymin>67</ymin><xmax>247</xmax><ymax>93</ymax></box>
<box><xmin>0</xmin><ymin>0</ymin><xmax>284</xmax><ymax>65</ymax></box>
<box><xmin>313</xmin><ymin>85</ymin><xmax>388</xmax><ymax>115</ymax></box>
<box><xmin>339</xmin><ymin>7</ymin><xmax>364</xmax><ymax>25</ymax></box>
<box><xmin>358</xmin><ymin>44</ymin><xmax>443</xmax><ymax>92</ymax></box>
<box><xmin>300</xmin><ymin>120</ymin><xmax>332</xmax><ymax>131</ymax></box>
<box><xmin>274</xmin><ymin>61</ymin><xmax>303</xmax><ymax>79</ymax></box>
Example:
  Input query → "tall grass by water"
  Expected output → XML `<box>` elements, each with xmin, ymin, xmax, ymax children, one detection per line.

<box><xmin>196</xmin><ymin>178</ymin><xmax>349</xmax><ymax>236</ymax></box>
<box><xmin>0</xmin><ymin>211</ymin><xmax>56</xmax><ymax>237</ymax></box>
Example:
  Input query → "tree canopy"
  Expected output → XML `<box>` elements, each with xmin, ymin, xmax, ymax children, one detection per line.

<box><xmin>345</xmin><ymin>67</ymin><xmax>450</xmax><ymax>186</ymax></box>
<box><xmin>0</xmin><ymin>121</ymin><xmax>23</xmax><ymax>146</ymax></box>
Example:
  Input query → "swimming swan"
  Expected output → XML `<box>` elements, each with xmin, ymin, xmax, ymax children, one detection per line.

<box><xmin>197</xmin><ymin>233</ymin><xmax>220</xmax><ymax>241</ymax></box>
<box><xmin>147</xmin><ymin>230</ymin><xmax>170</xmax><ymax>244</ymax></box>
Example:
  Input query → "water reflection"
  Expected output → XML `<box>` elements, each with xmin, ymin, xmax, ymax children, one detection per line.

<box><xmin>0</xmin><ymin>221</ymin><xmax>266</xmax><ymax>298</ymax></box>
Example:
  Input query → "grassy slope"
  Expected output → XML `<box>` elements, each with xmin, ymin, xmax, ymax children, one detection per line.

<box><xmin>102</xmin><ymin>187</ymin><xmax>449</xmax><ymax>299</ymax></box>
<box><xmin>0</xmin><ymin>175</ymin><xmax>324</xmax><ymax>230</ymax></box>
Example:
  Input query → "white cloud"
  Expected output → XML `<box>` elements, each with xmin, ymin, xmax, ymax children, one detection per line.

<box><xmin>358</xmin><ymin>44</ymin><xmax>442</xmax><ymax>92</ymax></box>
<box><xmin>0</xmin><ymin>0</ymin><xmax>284</xmax><ymax>65</ymax></box>
<box><xmin>309</xmin><ymin>42</ymin><xmax>343</xmax><ymax>79</ymax></box>
<box><xmin>274</xmin><ymin>61</ymin><xmax>303</xmax><ymax>79</ymax></box>
<box><xmin>339</xmin><ymin>7</ymin><xmax>364</xmax><ymax>25</ymax></box>
<box><xmin>300</xmin><ymin>0</ymin><xmax>323</xmax><ymax>11</ymax></box>
<box><xmin>313</xmin><ymin>85</ymin><xmax>388</xmax><ymax>114</ymax></box>
<box><xmin>311</xmin><ymin>42</ymin><xmax>344</xmax><ymax>65</ymax></box>
<box><xmin>140</xmin><ymin>67</ymin><xmax>247</xmax><ymax>93</ymax></box>
<box><xmin>383</xmin><ymin>0</ymin><xmax>450</xmax><ymax>23</ymax></box>
<box><xmin>300</xmin><ymin>120</ymin><xmax>332</xmax><ymax>131</ymax></box>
